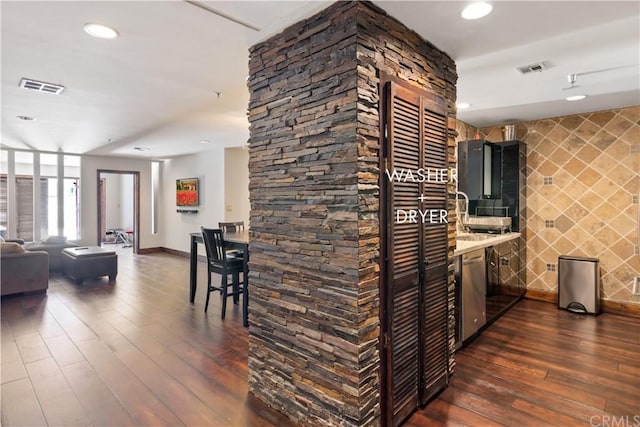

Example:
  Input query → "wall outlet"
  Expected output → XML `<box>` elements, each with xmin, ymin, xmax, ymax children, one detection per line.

<box><xmin>633</xmin><ymin>277</ymin><xmax>640</xmax><ymax>296</ymax></box>
<box><xmin>225</xmin><ymin>204</ymin><xmax>233</xmax><ymax>212</ymax></box>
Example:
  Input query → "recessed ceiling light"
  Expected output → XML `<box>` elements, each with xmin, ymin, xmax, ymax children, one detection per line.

<box><xmin>17</xmin><ymin>115</ymin><xmax>35</xmax><ymax>121</ymax></box>
<box><xmin>461</xmin><ymin>2</ymin><xmax>493</xmax><ymax>20</ymax></box>
<box><xmin>566</xmin><ymin>95</ymin><xmax>587</xmax><ymax>101</ymax></box>
<box><xmin>83</xmin><ymin>23</ymin><xmax>119</xmax><ymax>39</ymax></box>
<box><xmin>456</xmin><ymin>102</ymin><xmax>471</xmax><ymax>109</ymax></box>
<box><xmin>200</xmin><ymin>140</ymin><xmax>210</xmax><ymax>144</ymax></box>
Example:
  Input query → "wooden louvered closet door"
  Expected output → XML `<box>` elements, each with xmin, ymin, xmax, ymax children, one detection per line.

<box><xmin>420</xmin><ymin>96</ymin><xmax>449</xmax><ymax>405</ymax></box>
<box><xmin>381</xmin><ymin>79</ymin><xmax>449</xmax><ymax>426</ymax></box>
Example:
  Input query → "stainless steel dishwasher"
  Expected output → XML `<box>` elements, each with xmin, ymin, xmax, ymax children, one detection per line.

<box><xmin>459</xmin><ymin>249</ymin><xmax>486</xmax><ymax>341</ymax></box>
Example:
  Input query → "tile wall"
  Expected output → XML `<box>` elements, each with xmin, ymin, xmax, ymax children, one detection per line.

<box><xmin>457</xmin><ymin>107</ymin><xmax>639</xmax><ymax>304</ymax></box>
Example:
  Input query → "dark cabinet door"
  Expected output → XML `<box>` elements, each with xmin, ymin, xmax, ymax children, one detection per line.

<box><xmin>499</xmin><ymin>142</ymin><xmax>522</xmax><ymax>231</ymax></box>
<box><xmin>457</xmin><ymin>139</ymin><xmax>485</xmax><ymax>201</ymax></box>
<box><xmin>381</xmin><ymin>79</ymin><xmax>449</xmax><ymax>426</ymax></box>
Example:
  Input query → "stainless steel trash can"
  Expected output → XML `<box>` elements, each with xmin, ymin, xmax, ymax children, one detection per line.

<box><xmin>558</xmin><ymin>256</ymin><xmax>600</xmax><ymax>315</ymax></box>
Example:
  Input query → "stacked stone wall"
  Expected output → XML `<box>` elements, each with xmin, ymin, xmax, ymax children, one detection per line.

<box><xmin>247</xmin><ymin>2</ymin><xmax>457</xmax><ymax>425</ymax></box>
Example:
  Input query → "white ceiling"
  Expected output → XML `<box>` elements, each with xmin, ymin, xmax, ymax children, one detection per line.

<box><xmin>2</xmin><ymin>1</ymin><xmax>638</xmax><ymax>159</ymax></box>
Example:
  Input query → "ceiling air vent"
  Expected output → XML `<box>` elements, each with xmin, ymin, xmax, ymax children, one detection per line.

<box><xmin>516</xmin><ymin>62</ymin><xmax>547</xmax><ymax>74</ymax></box>
<box><xmin>19</xmin><ymin>78</ymin><xmax>65</xmax><ymax>94</ymax></box>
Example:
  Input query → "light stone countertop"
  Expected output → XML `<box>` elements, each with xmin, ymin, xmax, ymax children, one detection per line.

<box><xmin>454</xmin><ymin>232</ymin><xmax>521</xmax><ymax>256</ymax></box>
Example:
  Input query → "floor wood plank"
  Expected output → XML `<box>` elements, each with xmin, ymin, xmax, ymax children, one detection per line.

<box><xmin>24</xmin><ymin>357</ymin><xmax>91</xmax><ymax>426</ymax></box>
<box><xmin>1</xmin><ymin>377</ymin><xmax>47</xmax><ymax>426</ymax></box>
<box><xmin>60</xmin><ymin>360</ymin><xmax>137</xmax><ymax>426</ymax></box>
<box><xmin>451</xmin><ymin>363</ymin><xmax>606</xmax><ymax>425</ymax></box>
<box><xmin>72</xmin><ymin>335</ymin><xmax>185</xmax><ymax>426</ymax></box>
<box><xmin>0</xmin><ymin>330</ymin><xmax>28</xmax><ymax>385</ymax></box>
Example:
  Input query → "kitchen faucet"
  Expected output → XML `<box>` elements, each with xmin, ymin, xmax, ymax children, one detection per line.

<box><xmin>456</xmin><ymin>191</ymin><xmax>469</xmax><ymax>232</ymax></box>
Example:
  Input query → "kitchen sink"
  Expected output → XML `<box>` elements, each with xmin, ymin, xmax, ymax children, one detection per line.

<box><xmin>457</xmin><ymin>234</ymin><xmax>496</xmax><ymax>241</ymax></box>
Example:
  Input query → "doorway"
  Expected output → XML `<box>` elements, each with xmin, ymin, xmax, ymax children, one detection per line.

<box><xmin>97</xmin><ymin>170</ymin><xmax>140</xmax><ymax>254</ymax></box>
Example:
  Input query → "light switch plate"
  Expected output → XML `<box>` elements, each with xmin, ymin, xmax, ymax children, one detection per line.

<box><xmin>633</xmin><ymin>277</ymin><xmax>640</xmax><ymax>295</ymax></box>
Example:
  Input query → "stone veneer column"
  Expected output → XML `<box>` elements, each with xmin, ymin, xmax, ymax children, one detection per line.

<box><xmin>247</xmin><ymin>2</ymin><xmax>457</xmax><ymax>425</ymax></box>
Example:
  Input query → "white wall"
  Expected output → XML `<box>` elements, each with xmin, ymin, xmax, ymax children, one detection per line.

<box><xmin>160</xmin><ymin>148</ymin><xmax>226</xmax><ymax>254</ymax></box>
<box><xmin>80</xmin><ymin>155</ymin><xmax>162</xmax><ymax>249</ymax></box>
<box><xmin>224</xmin><ymin>147</ymin><xmax>250</xmax><ymax>226</ymax></box>
<box><xmin>103</xmin><ymin>174</ymin><xmax>121</xmax><ymax>229</ymax></box>
<box><xmin>120</xmin><ymin>174</ymin><xmax>134</xmax><ymax>230</ymax></box>
<box><xmin>80</xmin><ymin>147</ymin><xmax>247</xmax><ymax>254</ymax></box>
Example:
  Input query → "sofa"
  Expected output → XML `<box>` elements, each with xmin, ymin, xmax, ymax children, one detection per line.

<box><xmin>1</xmin><ymin>242</ymin><xmax>49</xmax><ymax>296</ymax></box>
<box><xmin>24</xmin><ymin>236</ymin><xmax>78</xmax><ymax>271</ymax></box>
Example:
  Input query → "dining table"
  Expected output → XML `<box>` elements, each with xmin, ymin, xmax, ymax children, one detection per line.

<box><xmin>189</xmin><ymin>229</ymin><xmax>250</xmax><ymax>327</ymax></box>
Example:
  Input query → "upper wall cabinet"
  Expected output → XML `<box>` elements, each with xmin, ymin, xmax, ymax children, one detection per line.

<box><xmin>457</xmin><ymin>139</ymin><xmax>525</xmax><ymax>231</ymax></box>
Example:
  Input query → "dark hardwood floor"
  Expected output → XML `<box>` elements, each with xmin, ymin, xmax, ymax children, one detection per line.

<box><xmin>2</xmin><ymin>249</ymin><xmax>639</xmax><ymax>426</ymax></box>
<box><xmin>1</xmin><ymin>248</ymin><xmax>293</xmax><ymax>427</ymax></box>
<box><xmin>410</xmin><ymin>298</ymin><xmax>640</xmax><ymax>427</ymax></box>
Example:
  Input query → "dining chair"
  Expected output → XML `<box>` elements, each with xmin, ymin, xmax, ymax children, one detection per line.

<box><xmin>218</xmin><ymin>221</ymin><xmax>245</xmax><ymax>233</ymax></box>
<box><xmin>200</xmin><ymin>227</ymin><xmax>245</xmax><ymax>318</ymax></box>
<box><xmin>218</xmin><ymin>221</ymin><xmax>245</xmax><ymax>258</ymax></box>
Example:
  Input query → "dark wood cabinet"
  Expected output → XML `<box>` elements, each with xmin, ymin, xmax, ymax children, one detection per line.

<box><xmin>486</xmin><ymin>238</ymin><xmax>524</xmax><ymax>321</ymax></box>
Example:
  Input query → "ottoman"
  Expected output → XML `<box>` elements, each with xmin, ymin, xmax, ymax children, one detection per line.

<box><xmin>62</xmin><ymin>247</ymin><xmax>118</xmax><ymax>284</ymax></box>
